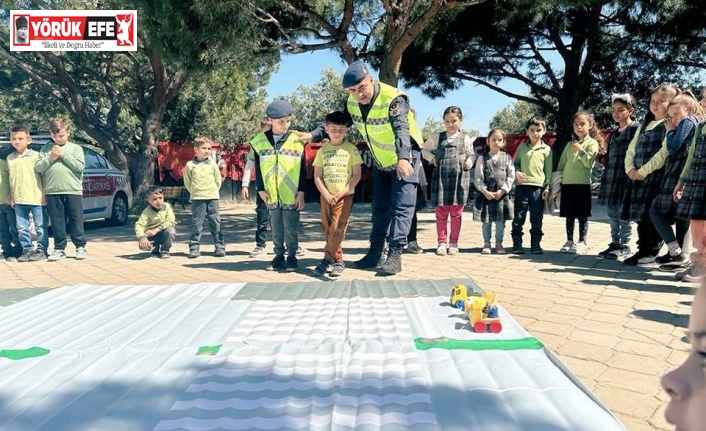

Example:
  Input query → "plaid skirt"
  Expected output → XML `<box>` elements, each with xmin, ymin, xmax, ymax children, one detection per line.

<box><xmin>676</xmin><ymin>141</ymin><xmax>706</xmax><ymax>220</ymax></box>
<box><xmin>621</xmin><ymin>170</ymin><xmax>664</xmax><ymax>221</ymax></box>
<box><xmin>652</xmin><ymin>152</ymin><xmax>688</xmax><ymax>216</ymax></box>
<box><xmin>473</xmin><ymin>194</ymin><xmax>514</xmax><ymax>223</ymax></box>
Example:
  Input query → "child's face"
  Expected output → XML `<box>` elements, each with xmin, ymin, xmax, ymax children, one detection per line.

<box><xmin>324</xmin><ymin>123</ymin><xmax>348</xmax><ymax>144</ymax></box>
<box><xmin>16</xmin><ymin>26</ymin><xmax>27</xmax><ymax>41</ymax></box>
<box><xmin>443</xmin><ymin>113</ymin><xmax>462</xmax><ymax>135</ymax></box>
<box><xmin>10</xmin><ymin>131</ymin><xmax>31</xmax><ymax>153</ymax></box>
<box><xmin>526</xmin><ymin>124</ymin><xmax>546</xmax><ymax>143</ymax></box>
<box><xmin>572</xmin><ymin>114</ymin><xmax>591</xmax><ymax>139</ymax></box>
<box><xmin>146</xmin><ymin>193</ymin><xmax>164</xmax><ymax>210</ymax></box>
<box><xmin>650</xmin><ymin>91</ymin><xmax>670</xmax><ymax>120</ymax></box>
<box><xmin>270</xmin><ymin>116</ymin><xmax>291</xmax><ymax>135</ymax></box>
<box><xmin>488</xmin><ymin>131</ymin><xmax>505</xmax><ymax>152</ymax></box>
<box><xmin>661</xmin><ymin>283</ymin><xmax>706</xmax><ymax>431</ymax></box>
<box><xmin>194</xmin><ymin>142</ymin><xmax>212</xmax><ymax>160</ymax></box>
<box><xmin>50</xmin><ymin>127</ymin><xmax>69</xmax><ymax>146</ymax></box>
<box><xmin>667</xmin><ymin>105</ymin><xmax>689</xmax><ymax>130</ymax></box>
<box><xmin>611</xmin><ymin>102</ymin><xmax>633</xmax><ymax>124</ymax></box>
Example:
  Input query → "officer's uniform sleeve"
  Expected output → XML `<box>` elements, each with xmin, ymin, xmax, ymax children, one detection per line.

<box><xmin>388</xmin><ymin>96</ymin><xmax>414</xmax><ymax>161</ymax></box>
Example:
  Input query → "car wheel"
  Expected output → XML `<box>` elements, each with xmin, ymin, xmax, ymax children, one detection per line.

<box><xmin>107</xmin><ymin>193</ymin><xmax>128</xmax><ymax>226</ymax></box>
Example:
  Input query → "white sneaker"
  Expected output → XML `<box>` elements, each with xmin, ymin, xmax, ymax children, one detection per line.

<box><xmin>560</xmin><ymin>241</ymin><xmax>574</xmax><ymax>253</ymax></box>
<box><xmin>436</xmin><ymin>244</ymin><xmax>447</xmax><ymax>256</ymax></box>
<box><xmin>574</xmin><ymin>241</ymin><xmax>589</xmax><ymax>255</ymax></box>
<box><xmin>47</xmin><ymin>250</ymin><xmax>66</xmax><ymax>261</ymax></box>
<box><xmin>637</xmin><ymin>254</ymin><xmax>657</xmax><ymax>265</ymax></box>
<box><xmin>75</xmin><ymin>247</ymin><xmax>88</xmax><ymax>260</ymax></box>
<box><xmin>448</xmin><ymin>244</ymin><xmax>459</xmax><ymax>255</ymax></box>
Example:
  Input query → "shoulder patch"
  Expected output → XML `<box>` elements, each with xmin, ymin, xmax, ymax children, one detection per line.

<box><xmin>390</xmin><ymin>101</ymin><xmax>401</xmax><ymax>116</ymax></box>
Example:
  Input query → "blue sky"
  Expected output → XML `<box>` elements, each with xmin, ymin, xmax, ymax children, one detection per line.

<box><xmin>265</xmin><ymin>50</ymin><xmax>528</xmax><ymax>136</ymax></box>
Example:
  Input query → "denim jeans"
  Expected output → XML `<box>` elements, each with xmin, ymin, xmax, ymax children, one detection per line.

<box><xmin>15</xmin><ymin>204</ymin><xmax>48</xmax><ymax>252</ymax></box>
<box><xmin>482</xmin><ymin>221</ymin><xmax>506</xmax><ymax>243</ymax></box>
<box><xmin>511</xmin><ymin>185</ymin><xmax>544</xmax><ymax>242</ymax></box>
<box><xmin>606</xmin><ymin>204</ymin><xmax>632</xmax><ymax>245</ymax></box>
<box><xmin>255</xmin><ymin>194</ymin><xmax>269</xmax><ymax>247</ymax></box>
<box><xmin>269</xmin><ymin>207</ymin><xmax>300</xmax><ymax>256</ymax></box>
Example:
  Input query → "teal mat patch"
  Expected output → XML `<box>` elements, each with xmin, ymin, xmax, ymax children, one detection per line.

<box><xmin>232</xmin><ymin>278</ymin><xmax>484</xmax><ymax>301</ymax></box>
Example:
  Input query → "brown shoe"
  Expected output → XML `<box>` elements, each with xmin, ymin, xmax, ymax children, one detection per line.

<box><xmin>495</xmin><ymin>243</ymin><xmax>506</xmax><ymax>254</ymax></box>
<box><xmin>481</xmin><ymin>243</ymin><xmax>491</xmax><ymax>254</ymax></box>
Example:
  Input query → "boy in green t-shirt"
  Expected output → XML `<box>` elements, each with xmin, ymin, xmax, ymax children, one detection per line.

<box><xmin>184</xmin><ymin>136</ymin><xmax>224</xmax><ymax>258</ymax></box>
<box><xmin>4</xmin><ymin>126</ymin><xmax>48</xmax><ymax>261</ymax></box>
<box><xmin>312</xmin><ymin>111</ymin><xmax>363</xmax><ymax>277</ymax></box>
<box><xmin>511</xmin><ymin>116</ymin><xmax>553</xmax><ymax>255</ymax></box>
<box><xmin>135</xmin><ymin>186</ymin><xmax>176</xmax><ymax>258</ymax></box>
<box><xmin>35</xmin><ymin>117</ymin><xmax>87</xmax><ymax>261</ymax></box>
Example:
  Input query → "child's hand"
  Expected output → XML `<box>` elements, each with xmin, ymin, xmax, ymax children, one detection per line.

<box><xmin>258</xmin><ymin>191</ymin><xmax>270</xmax><ymax>205</ymax></box>
<box><xmin>7</xmin><ymin>196</ymin><xmax>13</xmax><ymax>207</ymax></box>
<box><xmin>515</xmin><ymin>172</ymin><xmax>527</xmax><ymax>183</ymax></box>
<box><xmin>483</xmin><ymin>191</ymin><xmax>495</xmax><ymax>200</ymax></box>
<box><xmin>632</xmin><ymin>171</ymin><xmax>645</xmax><ymax>181</ymax></box>
<box><xmin>673</xmin><ymin>183</ymin><xmax>684</xmax><ymax>203</ymax></box>
<box><xmin>50</xmin><ymin>145</ymin><xmax>63</xmax><ymax>160</ymax></box>
<box><xmin>571</xmin><ymin>142</ymin><xmax>584</xmax><ymax>153</ymax></box>
<box><xmin>541</xmin><ymin>189</ymin><xmax>549</xmax><ymax>200</ymax></box>
<box><xmin>240</xmin><ymin>186</ymin><xmax>249</xmax><ymax>200</ymax></box>
<box><xmin>145</xmin><ymin>228</ymin><xmax>159</xmax><ymax>237</ymax></box>
<box><xmin>296</xmin><ymin>192</ymin><xmax>305</xmax><ymax>210</ymax></box>
<box><xmin>138</xmin><ymin>238</ymin><xmax>151</xmax><ymax>251</ymax></box>
<box><xmin>493</xmin><ymin>190</ymin><xmax>505</xmax><ymax>200</ymax></box>
<box><xmin>463</xmin><ymin>160</ymin><xmax>472</xmax><ymax>170</ymax></box>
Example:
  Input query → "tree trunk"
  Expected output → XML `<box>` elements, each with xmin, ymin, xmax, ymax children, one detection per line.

<box><xmin>552</xmin><ymin>89</ymin><xmax>583</xmax><ymax>171</ymax></box>
<box><xmin>132</xmin><ymin>111</ymin><xmax>163</xmax><ymax>203</ymax></box>
<box><xmin>378</xmin><ymin>52</ymin><xmax>401</xmax><ymax>86</ymax></box>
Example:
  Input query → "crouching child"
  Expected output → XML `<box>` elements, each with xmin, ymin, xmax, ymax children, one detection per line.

<box><xmin>135</xmin><ymin>186</ymin><xmax>176</xmax><ymax>258</ymax></box>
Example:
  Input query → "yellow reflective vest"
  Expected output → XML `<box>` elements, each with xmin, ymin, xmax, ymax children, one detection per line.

<box><xmin>249</xmin><ymin>132</ymin><xmax>304</xmax><ymax>209</ymax></box>
<box><xmin>347</xmin><ymin>82</ymin><xmax>423</xmax><ymax>169</ymax></box>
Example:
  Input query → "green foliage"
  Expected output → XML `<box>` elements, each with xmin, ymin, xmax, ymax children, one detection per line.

<box><xmin>283</xmin><ymin>68</ymin><xmax>350</xmax><ymax>132</ymax></box>
<box><xmin>489</xmin><ymin>101</ymin><xmax>547</xmax><ymax>134</ymax></box>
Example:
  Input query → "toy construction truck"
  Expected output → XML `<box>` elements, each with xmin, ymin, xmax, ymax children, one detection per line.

<box><xmin>450</xmin><ymin>284</ymin><xmax>503</xmax><ymax>333</ymax></box>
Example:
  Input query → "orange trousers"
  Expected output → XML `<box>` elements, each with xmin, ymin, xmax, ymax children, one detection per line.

<box><xmin>320</xmin><ymin>194</ymin><xmax>353</xmax><ymax>263</ymax></box>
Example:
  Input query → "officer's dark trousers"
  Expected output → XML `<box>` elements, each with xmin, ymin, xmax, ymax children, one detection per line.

<box><xmin>371</xmin><ymin>162</ymin><xmax>418</xmax><ymax>250</ymax></box>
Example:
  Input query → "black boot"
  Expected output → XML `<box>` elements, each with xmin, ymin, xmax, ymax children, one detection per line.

<box><xmin>511</xmin><ymin>235</ymin><xmax>525</xmax><ymax>254</ymax></box>
<box><xmin>354</xmin><ymin>243</ymin><xmax>385</xmax><ymax>269</ymax></box>
<box><xmin>531</xmin><ymin>233</ymin><xmax>543</xmax><ymax>254</ymax></box>
<box><xmin>376</xmin><ymin>243</ymin><xmax>388</xmax><ymax>267</ymax></box>
<box><xmin>378</xmin><ymin>248</ymin><xmax>402</xmax><ymax>276</ymax></box>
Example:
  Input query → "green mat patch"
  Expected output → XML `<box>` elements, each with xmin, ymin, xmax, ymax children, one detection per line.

<box><xmin>232</xmin><ymin>278</ymin><xmax>484</xmax><ymax>301</ymax></box>
<box><xmin>196</xmin><ymin>345</ymin><xmax>222</xmax><ymax>356</ymax></box>
<box><xmin>0</xmin><ymin>347</ymin><xmax>50</xmax><ymax>360</ymax></box>
<box><xmin>415</xmin><ymin>337</ymin><xmax>544</xmax><ymax>351</ymax></box>
<box><xmin>0</xmin><ymin>287</ymin><xmax>52</xmax><ymax>307</ymax></box>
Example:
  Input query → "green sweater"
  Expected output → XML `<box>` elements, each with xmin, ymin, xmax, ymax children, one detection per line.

<box><xmin>557</xmin><ymin>137</ymin><xmax>598</xmax><ymax>185</ymax></box>
<box><xmin>35</xmin><ymin>141</ymin><xmax>85</xmax><ymax>195</ymax></box>
<box><xmin>184</xmin><ymin>158</ymin><xmax>222</xmax><ymax>200</ymax></box>
<box><xmin>514</xmin><ymin>141</ymin><xmax>553</xmax><ymax>188</ymax></box>
<box><xmin>134</xmin><ymin>203</ymin><xmax>176</xmax><ymax>239</ymax></box>
<box><xmin>5</xmin><ymin>150</ymin><xmax>44</xmax><ymax>205</ymax></box>
<box><xmin>0</xmin><ymin>159</ymin><xmax>9</xmax><ymax>203</ymax></box>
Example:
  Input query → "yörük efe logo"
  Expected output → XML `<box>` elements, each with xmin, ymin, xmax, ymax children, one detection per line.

<box><xmin>10</xmin><ymin>10</ymin><xmax>137</xmax><ymax>52</ymax></box>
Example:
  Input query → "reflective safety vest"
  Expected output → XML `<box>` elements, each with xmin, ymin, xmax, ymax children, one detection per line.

<box><xmin>249</xmin><ymin>132</ymin><xmax>304</xmax><ymax>209</ymax></box>
<box><xmin>347</xmin><ymin>82</ymin><xmax>424</xmax><ymax>169</ymax></box>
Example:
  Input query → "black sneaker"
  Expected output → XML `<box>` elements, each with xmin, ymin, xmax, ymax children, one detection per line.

<box><xmin>598</xmin><ymin>243</ymin><xmax>621</xmax><ymax>258</ymax></box>
<box><xmin>624</xmin><ymin>251</ymin><xmax>647</xmax><ymax>266</ymax></box>
<box><xmin>267</xmin><ymin>254</ymin><xmax>285</xmax><ymax>271</ymax></box>
<box><xmin>404</xmin><ymin>241</ymin><xmax>424</xmax><ymax>254</ymax></box>
<box><xmin>313</xmin><ymin>259</ymin><xmax>333</xmax><ymax>276</ymax></box>
<box><xmin>606</xmin><ymin>245</ymin><xmax>630</xmax><ymax>260</ymax></box>
<box><xmin>512</xmin><ymin>244</ymin><xmax>525</xmax><ymax>255</ymax></box>
<box><xmin>655</xmin><ymin>252</ymin><xmax>686</xmax><ymax>264</ymax></box>
<box><xmin>29</xmin><ymin>249</ymin><xmax>47</xmax><ymax>261</ymax></box>
<box><xmin>17</xmin><ymin>250</ymin><xmax>33</xmax><ymax>262</ymax></box>
<box><xmin>531</xmin><ymin>245</ymin><xmax>543</xmax><ymax>255</ymax></box>
<box><xmin>329</xmin><ymin>262</ymin><xmax>345</xmax><ymax>277</ymax></box>
<box><xmin>285</xmin><ymin>255</ymin><xmax>298</xmax><ymax>272</ymax></box>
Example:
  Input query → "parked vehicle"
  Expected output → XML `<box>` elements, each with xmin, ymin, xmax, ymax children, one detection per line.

<box><xmin>0</xmin><ymin>134</ymin><xmax>132</xmax><ymax>226</ymax></box>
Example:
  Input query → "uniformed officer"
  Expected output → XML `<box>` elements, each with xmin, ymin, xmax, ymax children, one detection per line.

<box><xmin>304</xmin><ymin>60</ymin><xmax>424</xmax><ymax>275</ymax></box>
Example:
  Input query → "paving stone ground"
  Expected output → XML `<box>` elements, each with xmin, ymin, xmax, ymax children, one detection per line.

<box><xmin>0</xmin><ymin>199</ymin><xmax>695</xmax><ymax>431</ymax></box>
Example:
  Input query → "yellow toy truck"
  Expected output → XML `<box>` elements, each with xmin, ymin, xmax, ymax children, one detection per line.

<box><xmin>450</xmin><ymin>285</ymin><xmax>503</xmax><ymax>333</ymax></box>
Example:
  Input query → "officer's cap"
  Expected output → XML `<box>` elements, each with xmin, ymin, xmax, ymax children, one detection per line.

<box><xmin>265</xmin><ymin>100</ymin><xmax>293</xmax><ymax>119</ymax></box>
<box><xmin>342</xmin><ymin>60</ymin><xmax>370</xmax><ymax>88</ymax></box>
